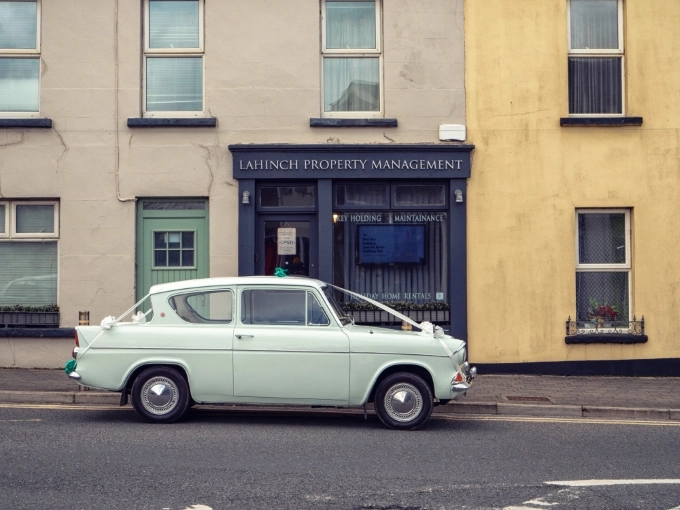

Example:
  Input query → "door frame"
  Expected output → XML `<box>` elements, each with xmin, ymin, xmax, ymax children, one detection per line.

<box><xmin>135</xmin><ymin>198</ymin><xmax>209</xmax><ymax>305</ymax></box>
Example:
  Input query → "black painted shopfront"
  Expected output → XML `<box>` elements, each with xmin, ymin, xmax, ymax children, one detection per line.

<box><xmin>230</xmin><ymin>144</ymin><xmax>474</xmax><ymax>341</ymax></box>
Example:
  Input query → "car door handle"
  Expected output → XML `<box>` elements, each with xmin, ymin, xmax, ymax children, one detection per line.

<box><xmin>236</xmin><ymin>334</ymin><xmax>254</xmax><ymax>339</ymax></box>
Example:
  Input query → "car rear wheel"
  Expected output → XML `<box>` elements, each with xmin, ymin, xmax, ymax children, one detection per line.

<box><xmin>374</xmin><ymin>372</ymin><xmax>433</xmax><ymax>430</ymax></box>
<box><xmin>131</xmin><ymin>366</ymin><xmax>190</xmax><ymax>423</ymax></box>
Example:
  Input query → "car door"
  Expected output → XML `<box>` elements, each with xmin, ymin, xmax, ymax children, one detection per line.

<box><xmin>232</xmin><ymin>286</ymin><xmax>350</xmax><ymax>403</ymax></box>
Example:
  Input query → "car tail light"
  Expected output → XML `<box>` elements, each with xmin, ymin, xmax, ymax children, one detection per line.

<box><xmin>74</xmin><ymin>329</ymin><xmax>79</xmax><ymax>347</ymax></box>
<box><xmin>453</xmin><ymin>372</ymin><xmax>464</xmax><ymax>383</ymax></box>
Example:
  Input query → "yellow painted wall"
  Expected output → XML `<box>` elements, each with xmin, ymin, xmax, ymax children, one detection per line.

<box><xmin>465</xmin><ymin>0</ymin><xmax>680</xmax><ymax>363</ymax></box>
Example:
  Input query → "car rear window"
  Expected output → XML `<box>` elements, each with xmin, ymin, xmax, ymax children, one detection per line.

<box><xmin>169</xmin><ymin>290</ymin><xmax>233</xmax><ymax>324</ymax></box>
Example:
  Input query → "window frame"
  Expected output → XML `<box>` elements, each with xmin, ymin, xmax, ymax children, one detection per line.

<box><xmin>567</xmin><ymin>0</ymin><xmax>625</xmax><ymax>117</ymax></box>
<box><xmin>320</xmin><ymin>0</ymin><xmax>384</xmax><ymax>119</ymax></box>
<box><xmin>142</xmin><ymin>0</ymin><xmax>206</xmax><ymax>118</ymax></box>
<box><xmin>0</xmin><ymin>201</ymin><xmax>8</xmax><ymax>238</ymax></box>
<box><xmin>239</xmin><ymin>287</ymin><xmax>333</xmax><ymax>327</ymax></box>
<box><xmin>333</xmin><ymin>181</ymin><xmax>448</xmax><ymax>211</ymax></box>
<box><xmin>0</xmin><ymin>199</ymin><xmax>59</xmax><ymax>308</ymax></box>
<box><xmin>151</xmin><ymin>229</ymin><xmax>198</xmax><ymax>270</ymax></box>
<box><xmin>575</xmin><ymin>208</ymin><xmax>631</xmax><ymax>322</ymax></box>
<box><xmin>0</xmin><ymin>0</ymin><xmax>41</xmax><ymax>117</ymax></box>
<box><xmin>168</xmin><ymin>289</ymin><xmax>234</xmax><ymax>324</ymax></box>
<box><xmin>9</xmin><ymin>200</ymin><xmax>59</xmax><ymax>239</ymax></box>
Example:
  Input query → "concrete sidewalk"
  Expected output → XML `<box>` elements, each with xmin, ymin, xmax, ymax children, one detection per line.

<box><xmin>1</xmin><ymin>368</ymin><xmax>679</xmax><ymax>421</ymax></box>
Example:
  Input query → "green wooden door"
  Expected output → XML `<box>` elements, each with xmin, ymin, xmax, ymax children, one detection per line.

<box><xmin>136</xmin><ymin>200</ymin><xmax>209</xmax><ymax>310</ymax></box>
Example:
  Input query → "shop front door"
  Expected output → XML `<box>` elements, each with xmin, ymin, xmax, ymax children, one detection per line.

<box><xmin>256</xmin><ymin>215</ymin><xmax>318</xmax><ymax>278</ymax></box>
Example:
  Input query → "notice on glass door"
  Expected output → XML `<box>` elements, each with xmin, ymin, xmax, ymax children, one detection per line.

<box><xmin>277</xmin><ymin>228</ymin><xmax>297</xmax><ymax>255</ymax></box>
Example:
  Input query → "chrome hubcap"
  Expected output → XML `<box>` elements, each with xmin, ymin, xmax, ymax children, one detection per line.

<box><xmin>384</xmin><ymin>383</ymin><xmax>423</xmax><ymax>422</ymax></box>
<box><xmin>141</xmin><ymin>376</ymin><xmax>178</xmax><ymax>415</ymax></box>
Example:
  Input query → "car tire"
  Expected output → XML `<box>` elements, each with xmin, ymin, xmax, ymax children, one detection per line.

<box><xmin>131</xmin><ymin>366</ymin><xmax>190</xmax><ymax>424</ymax></box>
<box><xmin>374</xmin><ymin>372</ymin><xmax>433</xmax><ymax>430</ymax></box>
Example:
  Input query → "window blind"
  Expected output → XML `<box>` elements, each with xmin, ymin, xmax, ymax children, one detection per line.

<box><xmin>149</xmin><ymin>0</ymin><xmax>199</xmax><ymax>49</ymax></box>
<box><xmin>146</xmin><ymin>57</ymin><xmax>202</xmax><ymax>111</ymax></box>
<box><xmin>15</xmin><ymin>204</ymin><xmax>54</xmax><ymax>234</ymax></box>
<box><xmin>0</xmin><ymin>58</ymin><xmax>39</xmax><ymax>112</ymax></box>
<box><xmin>0</xmin><ymin>242</ymin><xmax>57</xmax><ymax>306</ymax></box>
<box><xmin>0</xmin><ymin>1</ymin><xmax>37</xmax><ymax>49</ymax></box>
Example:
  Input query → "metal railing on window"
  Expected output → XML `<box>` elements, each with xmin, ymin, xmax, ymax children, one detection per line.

<box><xmin>566</xmin><ymin>316</ymin><xmax>644</xmax><ymax>336</ymax></box>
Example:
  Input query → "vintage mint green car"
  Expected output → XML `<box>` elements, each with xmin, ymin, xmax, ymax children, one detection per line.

<box><xmin>67</xmin><ymin>277</ymin><xmax>475</xmax><ymax>430</ymax></box>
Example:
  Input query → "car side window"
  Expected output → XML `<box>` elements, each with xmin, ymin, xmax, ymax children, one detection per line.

<box><xmin>169</xmin><ymin>290</ymin><xmax>233</xmax><ymax>324</ymax></box>
<box><xmin>307</xmin><ymin>292</ymin><xmax>330</xmax><ymax>326</ymax></box>
<box><xmin>240</xmin><ymin>289</ymin><xmax>309</xmax><ymax>325</ymax></box>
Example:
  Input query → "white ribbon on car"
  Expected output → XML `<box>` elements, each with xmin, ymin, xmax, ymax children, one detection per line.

<box><xmin>77</xmin><ymin>293</ymin><xmax>152</xmax><ymax>357</ymax></box>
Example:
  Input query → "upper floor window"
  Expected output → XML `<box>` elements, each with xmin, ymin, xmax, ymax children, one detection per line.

<box><xmin>321</xmin><ymin>0</ymin><xmax>382</xmax><ymax>118</ymax></box>
<box><xmin>0</xmin><ymin>201</ymin><xmax>58</xmax><ymax>308</ymax></box>
<box><xmin>144</xmin><ymin>0</ymin><xmax>204</xmax><ymax>116</ymax></box>
<box><xmin>575</xmin><ymin>209</ymin><xmax>630</xmax><ymax>325</ymax></box>
<box><xmin>568</xmin><ymin>0</ymin><xmax>624</xmax><ymax>115</ymax></box>
<box><xmin>0</xmin><ymin>0</ymin><xmax>40</xmax><ymax>115</ymax></box>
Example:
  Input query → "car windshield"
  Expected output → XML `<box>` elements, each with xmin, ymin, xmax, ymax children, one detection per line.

<box><xmin>322</xmin><ymin>285</ymin><xmax>353</xmax><ymax>325</ymax></box>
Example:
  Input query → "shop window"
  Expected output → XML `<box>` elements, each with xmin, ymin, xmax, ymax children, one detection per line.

<box><xmin>335</xmin><ymin>183</ymin><xmax>388</xmax><ymax>208</ymax></box>
<box><xmin>0</xmin><ymin>0</ymin><xmax>40</xmax><ymax>114</ymax></box>
<box><xmin>144</xmin><ymin>0</ymin><xmax>204</xmax><ymax>115</ymax></box>
<box><xmin>333</xmin><ymin>182</ymin><xmax>448</xmax><ymax>317</ymax></box>
<box><xmin>321</xmin><ymin>0</ymin><xmax>382</xmax><ymax>118</ymax></box>
<box><xmin>393</xmin><ymin>185</ymin><xmax>446</xmax><ymax>207</ymax></box>
<box><xmin>259</xmin><ymin>186</ymin><xmax>315</xmax><ymax>209</ymax></box>
<box><xmin>568</xmin><ymin>0</ymin><xmax>624</xmax><ymax>115</ymax></box>
<box><xmin>0</xmin><ymin>201</ymin><xmax>58</xmax><ymax>307</ymax></box>
<box><xmin>575</xmin><ymin>209</ymin><xmax>630</xmax><ymax>325</ymax></box>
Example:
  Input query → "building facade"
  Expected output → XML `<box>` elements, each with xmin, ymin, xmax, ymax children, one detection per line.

<box><xmin>0</xmin><ymin>0</ymin><xmax>469</xmax><ymax>366</ymax></box>
<box><xmin>4</xmin><ymin>0</ymin><xmax>678</xmax><ymax>376</ymax></box>
<box><xmin>465</xmin><ymin>0</ymin><xmax>680</xmax><ymax>374</ymax></box>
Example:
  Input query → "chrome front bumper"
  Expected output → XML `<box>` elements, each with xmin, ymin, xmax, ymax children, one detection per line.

<box><xmin>451</xmin><ymin>362</ymin><xmax>477</xmax><ymax>394</ymax></box>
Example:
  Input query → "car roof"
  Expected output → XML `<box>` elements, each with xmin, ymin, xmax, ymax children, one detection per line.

<box><xmin>149</xmin><ymin>276</ymin><xmax>327</xmax><ymax>295</ymax></box>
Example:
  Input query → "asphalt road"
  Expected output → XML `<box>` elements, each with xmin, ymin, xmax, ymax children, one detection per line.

<box><xmin>1</xmin><ymin>404</ymin><xmax>679</xmax><ymax>510</ymax></box>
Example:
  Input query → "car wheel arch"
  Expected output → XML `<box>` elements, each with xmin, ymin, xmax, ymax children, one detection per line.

<box><xmin>120</xmin><ymin>362</ymin><xmax>191</xmax><ymax>405</ymax></box>
<box><xmin>366</xmin><ymin>363</ymin><xmax>435</xmax><ymax>404</ymax></box>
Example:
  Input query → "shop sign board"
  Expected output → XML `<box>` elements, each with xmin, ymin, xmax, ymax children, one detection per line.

<box><xmin>230</xmin><ymin>144</ymin><xmax>473</xmax><ymax>179</ymax></box>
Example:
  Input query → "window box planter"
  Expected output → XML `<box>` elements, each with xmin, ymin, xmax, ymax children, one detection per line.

<box><xmin>0</xmin><ymin>311</ymin><xmax>60</xmax><ymax>328</ymax></box>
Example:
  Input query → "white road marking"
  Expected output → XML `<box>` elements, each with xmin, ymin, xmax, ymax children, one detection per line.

<box><xmin>0</xmin><ymin>418</ymin><xmax>42</xmax><ymax>422</ymax></box>
<box><xmin>546</xmin><ymin>479</ymin><xmax>680</xmax><ymax>487</ymax></box>
<box><xmin>525</xmin><ymin>499</ymin><xmax>559</xmax><ymax>506</ymax></box>
<box><xmin>182</xmin><ymin>505</ymin><xmax>213</xmax><ymax>510</ymax></box>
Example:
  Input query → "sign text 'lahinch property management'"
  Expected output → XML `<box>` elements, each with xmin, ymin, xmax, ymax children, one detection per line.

<box><xmin>230</xmin><ymin>146</ymin><xmax>473</xmax><ymax>179</ymax></box>
<box><xmin>238</xmin><ymin>158</ymin><xmax>464</xmax><ymax>172</ymax></box>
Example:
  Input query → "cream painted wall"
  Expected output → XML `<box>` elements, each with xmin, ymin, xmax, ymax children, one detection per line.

<box><xmin>0</xmin><ymin>0</ymin><xmax>466</xmax><ymax>338</ymax></box>
<box><xmin>465</xmin><ymin>0</ymin><xmax>680</xmax><ymax>363</ymax></box>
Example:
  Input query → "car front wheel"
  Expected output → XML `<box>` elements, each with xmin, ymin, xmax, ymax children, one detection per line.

<box><xmin>131</xmin><ymin>366</ymin><xmax>190</xmax><ymax>424</ymax></box>
<box><xmin>374</xmin><ymin>372</ymin><xmax>433</xmax><ymax>430</ymax></box>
